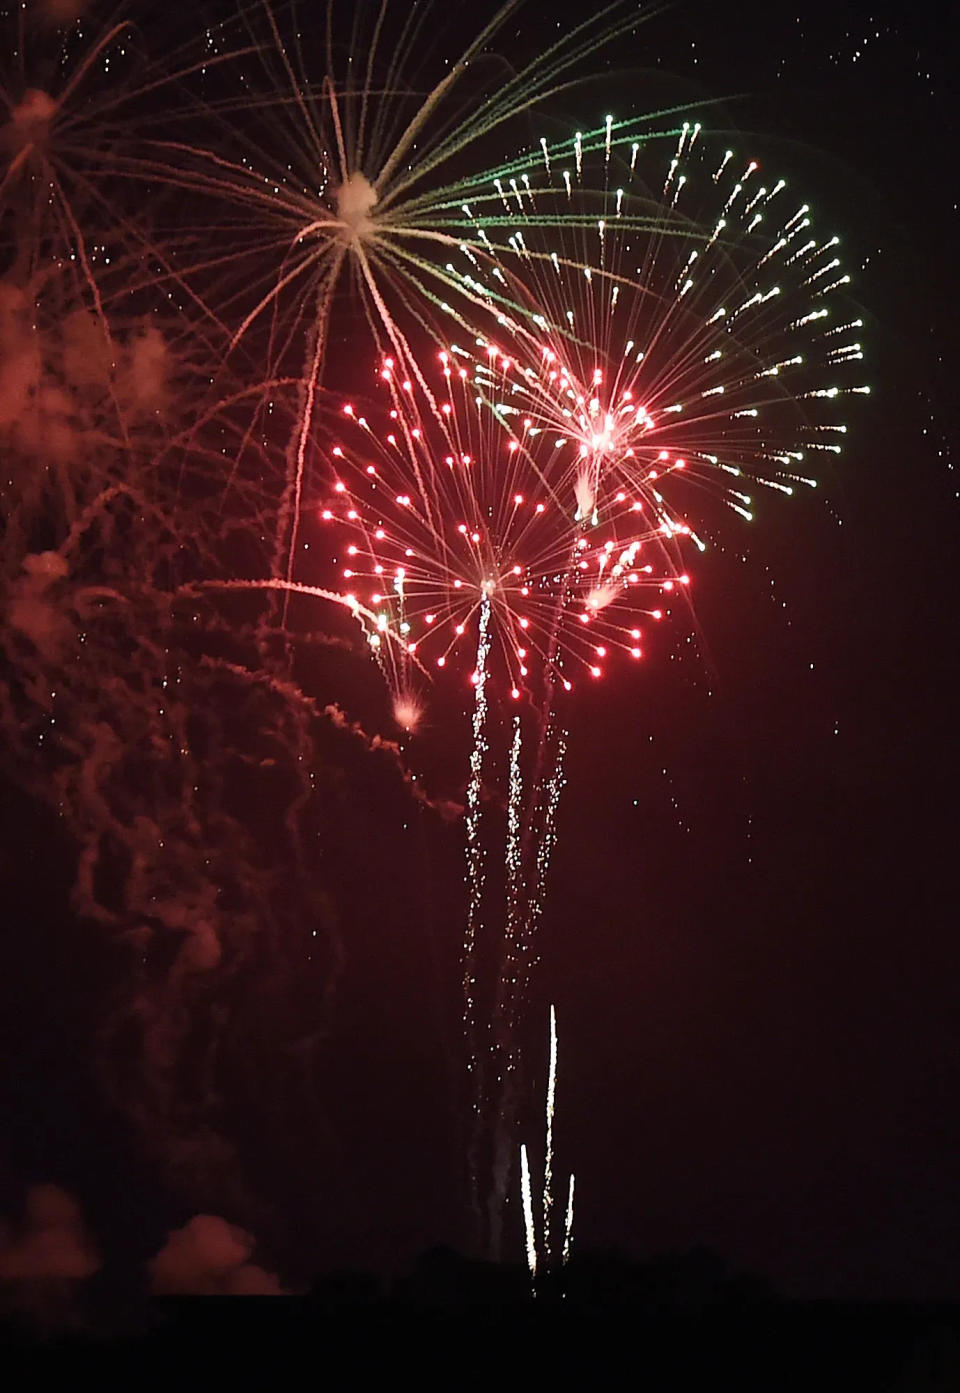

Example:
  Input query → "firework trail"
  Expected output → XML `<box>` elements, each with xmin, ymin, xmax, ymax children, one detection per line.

<box><xmin>519</xmin><ymin>1004</ymin><xmax>574</xmax><ymax>1285</ymax></box>
<box><xmin>520</xmin><ymin>1142</ymin><xmax>537</xmax><ymax>1286</ymax></box>
<box><xmin>562</xmin><ymin>1174</ymin><xmax>576</xmax><ymax>1267</ymax></box>
<box><xmin>463</xmin><ymin>592</ymin><xmax>492</xmax><ymax>1208</ymax></box>
<box><xmin>504</xmin><ymin>716</ymin><xmax>524</xmax><ymax>962</ymax></box>
<box><xmin>543</xmin><ymin>1002</ymin><xmax>558</xmax><ymax>1263</ymax></box>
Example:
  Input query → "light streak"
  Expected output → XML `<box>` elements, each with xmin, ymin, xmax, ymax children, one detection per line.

<box><xmin>542</xmin><ymin>1003</ymin><xmax>558</xmax><ymax>1264</ymax></box>
<box><xmin>562</xmin><ymin>1173</ymin><xmax>576</xmax><ymax>1267</ymax></box>
<box><xmin>520</xmin><ymin>1143</ymin><xmax>537</xmax><ymax>1284</ymax></box>
<box><xmin>463</xmin><ymin>595</ymin><xmax>492</xmax><ymax>1107</ymax></box>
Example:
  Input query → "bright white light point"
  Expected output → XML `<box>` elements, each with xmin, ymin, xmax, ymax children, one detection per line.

<box><xmin>519</xmin><ymin>619</ymin><xmax>529</xmax><ymax>629</ymax></box>
<box><xmin>590</xmin><ymin>666</ymin><xmax>601</xmax><ymax>677</ymax></box>
<box><xmin>511</xmin><ymin>688</ymin><xmax>520</xmax><ymax>700</ymax></box>
<box><xmin>631</xmin><ymin>648</ymin><xmax>642</xmax><ymax>658</ymax></box>
<box><xmin>455</xmin><ymin>624</ymin><xmax>465</xmax><ymax>634</ymax></box>
<box><xmin>596</xmin><ymin>646</ymin><xmax>607</xmax><ymax>657</ymax></box>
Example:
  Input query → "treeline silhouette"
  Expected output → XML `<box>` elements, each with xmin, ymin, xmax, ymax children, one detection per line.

<box><xmin>4</xmin><ymin>1245</ymin><xmax>960</xmax><ymax>1389</ymax></box>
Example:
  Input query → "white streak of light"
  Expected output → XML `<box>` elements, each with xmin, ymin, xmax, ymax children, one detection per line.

<box><xmin>542</xmin><ymin>1003</ymin><xmax>558</xmax><ymax>1263</ymax></box>
<box><xmin>521</xmin><ymin>1143</ymin><xmax>538</xmax><ymax>1281</ymax></box>
<box><xmin>562</xmin><ymin>1174</ymin><xmax>576</xmax><ymax>1266</ymax></box>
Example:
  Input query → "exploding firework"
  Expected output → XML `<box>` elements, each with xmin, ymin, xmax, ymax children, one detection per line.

<box><xmin>459</xmin><ymin>119</ymin><xmax>868</xmax><ymax>519</ymax></box>
<box><xmin>130</xmin><ymin>1</ymin><xmax>682</xmax><ymax>608</ymax></box>
<box><xmin>0</xmin><ymin>1</ymin><xmax>873</xmax><ymax>1269</ymax></box>
<box><xmin>323</xmin><ymin>352</ymin><xmax>684</xmax><ymax>716</ymax></box>
<box><xmin>318</xmin><ymin>117</ymin><xmax>869</xmax><ymax>710</ymax></box>
<box><xmin>310</xmin><ymin>117</ymin><xmax>867</xmax><ymax>1255</ymax></box>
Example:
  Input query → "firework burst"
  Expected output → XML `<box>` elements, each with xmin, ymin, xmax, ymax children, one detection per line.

<box><xmin>307</xmin><ymin>115</ymin><xmax>867</xmax><ymax>1254</ymax></box>
<box><xmin>322</xmin><ymin>352</ymin><xmax>683</xmax><ymax>716</ymax></box>
<box><xmin>129</xmin><ymin>1</ymin><xmax>678</xmax><ymax>608</ymax></box>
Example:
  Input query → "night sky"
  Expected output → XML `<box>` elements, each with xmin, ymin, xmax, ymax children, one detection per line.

<box><xmin>1</xmin><ymin>0</ymin><xmax>957</xmax><ymax>1304</ymax></box>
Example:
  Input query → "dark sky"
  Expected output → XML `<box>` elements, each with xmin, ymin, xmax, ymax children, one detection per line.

<box><xmin>1</xmin><ymin>0</ymin><xmax>956</xmax><ymax>1300</ymax></box>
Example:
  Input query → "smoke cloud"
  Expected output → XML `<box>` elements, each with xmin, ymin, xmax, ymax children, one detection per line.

<box><xmin>148</xmin><ymin>1215</ymin><xmax>285</xmax><ymax>1295</ymax></box>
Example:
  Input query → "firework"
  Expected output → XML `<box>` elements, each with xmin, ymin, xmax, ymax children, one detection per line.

<box><xmin>314</xmin><ymin>118</ymin><xmax>866</xmax><ymax>1255</ymax></box>
<box><xmin>519</xmin><ymin>1004</ymin><xmax>574</xmax><ymax>1285</ymax></box>
<box><xmin>322</xmin><ymin>353</ymin><xmax>683</xmax><ymax>712</ymax></box>
<box><xmin>450</xmin><ymin>118</ymin><xmax>868</xmax><ymax>530</ymax></box>
<box><xmin>128</xmin><ymin>2</ymin><xmax>685</xmax><ymax>609</ymax></box>
<box><xmin>317</xmin><ymin>117</ymin><xmax>866</xmax><ymax>706</ymax></box>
